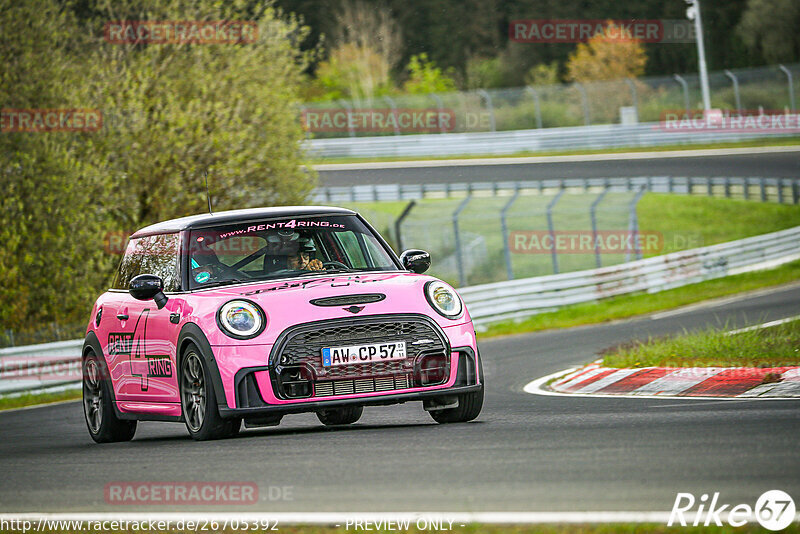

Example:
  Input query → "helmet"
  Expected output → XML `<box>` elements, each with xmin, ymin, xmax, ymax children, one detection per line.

<box><xmin>266</xmin><ymin>231</ymin><xmax>315</xmax><ymax>255</ymax></box>
<box><xmin>297</xmin><ymin>237</ymin><xmax>316</xmax><ymax>253</ymax></box>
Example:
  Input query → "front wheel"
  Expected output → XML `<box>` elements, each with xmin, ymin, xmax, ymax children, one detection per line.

<box><xmin>317</xmin><ymin>406</ymin><xmax>363</xmax><ymax>426</ymax></box>
<box><xmin>180</xmin><ymin>347</ymin><xmax>238</xmax><ymax>441</ymax></box>
<box><xmin>428</xmin><ymin>387</ymin><xmax>484</xmax><ymax>424</ymax></box>
<box><xmin>83</xmin><ymin>350</ymin><xmax>137</xmax><ymax>443</ymax></box>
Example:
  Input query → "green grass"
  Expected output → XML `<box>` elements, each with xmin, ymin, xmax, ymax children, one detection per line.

<box><xmin>480</xmin><ymin>260</ymin><xmax>800</xmax><ymax>338</ymax></box>
<box><xmin>0</xmin><ymin>388</ymin><xmax>81</xmax><ymax>411</ymax></box>
<box><xmin>638</xmin><ymin>194</ymin><xmax>800</xmax><ymax>256</ymax></box>
<box><xmin>310</xmin><ymin>137</ymin><xmax>800</xmax><ymax>164</ymax></box>
<box><xmin>602</xmin><ymin>318</ymin><xmax>800</xmax><ymax>369</ymax></box>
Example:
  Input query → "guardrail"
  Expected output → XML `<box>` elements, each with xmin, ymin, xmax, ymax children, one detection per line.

<box><xmin>461</xmin><ymin>225</ymin><xmax>800</xmax><ymax>325</ymax></box>
<box><xmin>314</xmin><ymin>176</ymin><xmax>800</xmax><ymax>204</ymax></box>
<box><xmin>2</xmin><ymin>226</ymin><xmax>799</xmax><ymax>395</ymax></box>
<box><xmin>0</xmin><ymin>340</ymin><xmax>83</xmax><ymax>395</ymax></box>
<box><xmin>305</xmin><ymin>121</ymin><xmax>799</xmax><ymax>159</ymax></box>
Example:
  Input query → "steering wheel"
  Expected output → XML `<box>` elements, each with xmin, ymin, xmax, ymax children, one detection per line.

<box><xmin>322</xmin><ymin>260</ymin><xmax>350</xmax><ymax>270</ymax></box>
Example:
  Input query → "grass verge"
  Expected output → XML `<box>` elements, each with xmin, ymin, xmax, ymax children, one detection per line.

<box><xmin>602</xmin><ymin>317</ymin><xmax>800</xmax><ymax>369</ymax></box>
<box><xmin>311</xmin><ymin>137</ymin><xmax>800</xmax><ymax>164</ymax></box>
<box><xmin>0</xmin><ymin>388</ymin><xmax>81</xmax><ymax>411</ymax></box>
<box><xmin>480</xmin><ymin>260</ymin><xmax>800</xmax><ymax>339</ymax></box>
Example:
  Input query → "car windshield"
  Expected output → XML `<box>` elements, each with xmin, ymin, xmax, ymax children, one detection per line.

<box><xmin>187</xmin><ymin>214</ymin><xmax>399</xmax><ymax>289</ymax></box>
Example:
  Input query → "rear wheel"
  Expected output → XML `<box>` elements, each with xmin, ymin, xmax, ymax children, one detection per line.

<box><xmin>83</xmin><ymin>350</ymin><xmax>137</xmax><ymax>443</ymax></box>
<box><xmin>317</xmin><ymin>406</ymin><xmax>363</xmax><ymax>426</ymax></box>
<box><xmin>180</xmin><ymin>347</ymin><xmax>238</xmax><ymax>441</ymax></box>
<box><xmin>428</xmin><ymin>387</ymin><xmax>484</xmax><ymax>424</ymax></box>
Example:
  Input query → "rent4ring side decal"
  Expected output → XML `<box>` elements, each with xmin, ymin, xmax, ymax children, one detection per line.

<box><xmin>108</xmin><ymin>309</ymin><xmax>173</xmax><ymax>391</ymax></box>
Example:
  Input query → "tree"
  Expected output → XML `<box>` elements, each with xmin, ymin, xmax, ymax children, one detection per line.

<box><xmin>525</xmin><ymin>62</ymin><xmax>561</xmax><ymax>87</ymax></box>
<box><xmin>314</xmin><ymin>0</ymin><xmax>402</xmax><ymax>100</ymax></box>
<box><xmin>315</xmin><ymin>43</ymin><xmax>394</xmax><ymax>100</ymax></box>
<box><xmin>1</xmin><ymin>0</ymin><xmax>317</xmax><ymax>335</ymax></box>
<box><xmin>738</xmin><ymin>0</ymin><xmax>800</xmax><ymax>64</ymax></box>
<box><xmin>566</xmin><ymin>23</ymin><xmax>648</xmax><ymax>83</ymax></box>
<box><xmin>0</xmin><ymin>0</ymin><xmax>113</xmax><ymax>333</ymax></box>
<box><xmin>403</xmin><ymin>53</ymin><xmax>457</xmax><ymax>94</ymax></box>
<box><xmin>85</xmin><ymin>0</ymin><xmax>317</xmax><ymax>227</ymax></box>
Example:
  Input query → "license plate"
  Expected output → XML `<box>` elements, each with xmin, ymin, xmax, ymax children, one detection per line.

<box><xmin>321</xmin><ymin>341</ymin><xmax>407</xmax><ymax>367</ymax></box>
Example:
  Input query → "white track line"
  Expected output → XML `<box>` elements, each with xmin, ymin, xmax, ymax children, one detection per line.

<box><xmin>313</xmin><ymin>145</ymin><xmax>800</xmax><ymax>170</ymax></box>
<box><xmin>4</xmin><ymin>511</ymin><xmax>791</xmax><ymax>524</ymax></box>
<box><xmin>726</xmin><ymin>314</ymin><xmax>800</xmax><ymax>335</ymax></box>
<box><xmin>648</xmin><ymin>281</ymin><xmax>800</xmax><ymax>320</ymax></box>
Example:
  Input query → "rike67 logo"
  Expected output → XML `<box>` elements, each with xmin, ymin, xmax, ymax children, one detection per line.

<box><xmin>669</xmin><ymin>490</ymin><xmax>796</xmax><ymax>531</ymax></box>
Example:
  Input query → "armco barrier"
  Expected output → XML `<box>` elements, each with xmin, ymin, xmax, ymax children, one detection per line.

<box><xmin>0</xmin><ymin>339</ymin><xmax>83</xmax><ymax>395</ymax></box>
<box><xmin>2</xmin><ymin>226</ymin><xmax>799</xmax><ymax>395</ymax></box>
<box><xmin>305</xmin><ymin>121</ymin><xmax>799</xmax><ymax>159</ymax></box>
<box><xmin>313</xmin><ymin>176</ymin><xmax>800</xmax><ymax>204</ymax></box>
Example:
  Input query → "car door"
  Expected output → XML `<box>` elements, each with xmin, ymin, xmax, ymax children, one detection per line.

<box><xmin>112</xmin><ymin>233</ymin><xmax>182</xmax><ymax>403</ymax></box>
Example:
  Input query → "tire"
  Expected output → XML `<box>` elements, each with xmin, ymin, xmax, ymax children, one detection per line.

<box><xmin>317</xmin><ymin>405</ymin><xmax>363</xmax><ymax>426</ymax></box>
<box><xmin>428</xmin><ymin>386</ymin><xmax>484</xmax><ymax>424</ymax></box>
<box><xmin>180</xmin><ymin>345</ymin><xmax>238</xmax><ymax>441</ymax></box>
<box><xmin>83</xmin><ymin>350</ymin><xmax>137</xmax><ymax>443</ymax></box>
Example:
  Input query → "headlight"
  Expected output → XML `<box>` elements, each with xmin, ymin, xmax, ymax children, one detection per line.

<box><xmin>424</xmin><ymin>281</ymin><xmax>463</xmax><ymax>319</ymax></box>
<box><xmin>217</xmin><ymin>300</ymin><xmax>265</xmax><ymax>339</ymax></box>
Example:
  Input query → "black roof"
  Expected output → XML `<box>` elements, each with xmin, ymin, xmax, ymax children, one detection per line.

<box><xmin>132</xmin><ymin>206</ymin><xmax>356</xmax><ymax>237</ymax></box>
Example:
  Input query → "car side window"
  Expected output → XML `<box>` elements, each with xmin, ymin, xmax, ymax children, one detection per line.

<box><xmin>112</xmin><ymin>234</ymin><xmax>180</xmax><ymax>292</ymax></box>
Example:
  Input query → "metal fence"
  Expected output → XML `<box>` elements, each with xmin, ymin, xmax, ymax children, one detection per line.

<box><xmin>306</xmin><ymin>63</ymin><xmax>800</xmax><ymax>137</ymax></box>
<box><xmin>303</xmin><ymin>63</ymin><xmax>800</xmax><ymax>157</ymax></box>
<box><xmin>461</xmin><ymin>225</ymin><xmax>800</xmax><ymax>326</ymax></box>
<box><xmin>4</xmin><ymin>224</ymin><xmax>799</xmax><ymax>395</ymax></box>
<box><xmin>320</xmin><ymin>175</ymin><xmax>800</xmax><ymax>287</ymax></box>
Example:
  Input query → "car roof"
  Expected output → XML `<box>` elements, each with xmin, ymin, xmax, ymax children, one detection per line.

<box><xmin>131</xmin><ymin>206</ymin><xmax>356</xmax><ymax>237</ymax></box>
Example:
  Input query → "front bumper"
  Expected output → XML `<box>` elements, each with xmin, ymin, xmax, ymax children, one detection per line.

<box><xmin>218</xmin><ymin>344</ymin><xmax>483</xmax><ymax>418</ymax></box>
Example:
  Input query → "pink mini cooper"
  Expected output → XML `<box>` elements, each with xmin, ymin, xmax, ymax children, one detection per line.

<box><xmin>83</xmin><ymin>207</ymin><xmax>484</xmax><ymax>441</ymax></box>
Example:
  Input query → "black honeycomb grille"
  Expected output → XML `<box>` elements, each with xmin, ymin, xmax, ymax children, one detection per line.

<box><xmin>273</xmin><ymin>316</ymin><xmax>448</xmax><ymax>381</ymax></box>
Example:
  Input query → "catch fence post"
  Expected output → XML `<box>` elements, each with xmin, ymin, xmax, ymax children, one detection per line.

<box><xmin>453</xmin><ymin>196</ymin><xmax>473</xmax><ymax>287</ymax></box>
<box><xmin>394</xmin><ymin>200</ymin><xmax>416</xmax><ymax>252</ymax></box>
<box><xmin>546</xmin><ymin>189</ymin><xmax>566</xmax><ymax>274</ymax></box>
<box><xmin>501</xmin><ymin>191</ymin><xmax>521</xmax><ymax>280</ymax></box>
<box><xmin>590</xmin><ymin>188</ymin><xmax>609</xmax><ymax>269</ymax></box>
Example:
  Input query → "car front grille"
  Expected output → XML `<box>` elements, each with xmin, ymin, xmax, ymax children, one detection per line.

<box><xmin>270</xmin><ymin>315</ymin><xmax>449</xmax><ymax>398</ymax></box>
<box><xmin>314</xmin><ymin>374</ymin><xmax>411</xmax><ymax>397</ymax></box>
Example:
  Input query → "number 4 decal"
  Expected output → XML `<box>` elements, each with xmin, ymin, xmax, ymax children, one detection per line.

<box><xmin>129</xmin><ymin>309</ymin><xmax>173</xmax><ymax>391</ymax></box>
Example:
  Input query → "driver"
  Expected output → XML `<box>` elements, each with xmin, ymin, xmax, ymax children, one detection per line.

<box><xmin>287</xmin><ymin>237</ymin><xmax>324</xmax><ymax>271</ymax></box>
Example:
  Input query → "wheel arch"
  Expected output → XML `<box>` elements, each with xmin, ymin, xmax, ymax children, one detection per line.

<box><xmin>177</xmin><ymin>323</ymin><xmax>229</xmax><ymax>410</ymax></box>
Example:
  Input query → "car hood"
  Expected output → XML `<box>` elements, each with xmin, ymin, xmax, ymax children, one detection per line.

<box><xmin>190</xmin><ymin>272</ymin><xmax>471</xmax><ymax>344</ymax></box>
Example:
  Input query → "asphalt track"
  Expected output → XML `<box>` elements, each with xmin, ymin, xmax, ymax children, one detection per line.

<box><xmin>1</xmin><ymin>284</ymin><xmax>798</xmax><ymax>514</ymax></box>
<box><xmin>317</xmin><ymin>148</ymin><xmax>800</xmax><ymax>186</ymax></box>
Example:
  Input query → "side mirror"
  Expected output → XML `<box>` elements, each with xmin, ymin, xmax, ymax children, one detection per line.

<box><xmin>400</xmin><ymin>249</ymin><xmax>431</xmax><ymax>274</ymax></box>
<box><xmin>130</xmin><ymin>274</ymin><xmax>168</xmax><ymax>310</ymax></box>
